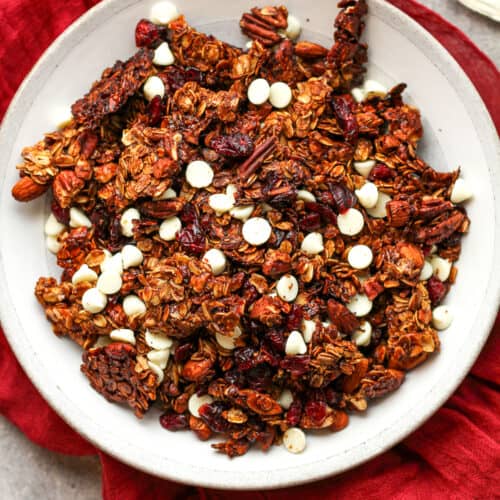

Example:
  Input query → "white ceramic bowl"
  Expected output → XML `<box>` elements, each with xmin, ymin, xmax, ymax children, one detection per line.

<box><xmin>0</xmin><ymin>0</ymin><xmax>499</xmax><ymax>490</ymax></box>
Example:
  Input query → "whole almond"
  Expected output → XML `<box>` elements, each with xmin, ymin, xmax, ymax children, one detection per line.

<box><xmin>11</xmin><ymin>176</ymin><xmax>49</xmax><ymax>202</ymax></box>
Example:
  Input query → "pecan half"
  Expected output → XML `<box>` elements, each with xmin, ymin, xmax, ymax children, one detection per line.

<box><xmin>239</xmin><ymin>6</ymin><xmax>288</xmax><ymax>47</ymax></box>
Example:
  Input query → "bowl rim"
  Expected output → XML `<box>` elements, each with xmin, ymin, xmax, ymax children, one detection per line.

<box><xmin>0</xmin><ymin>0</ymin><xmax>499</xmax><ymax>490</ymax></box>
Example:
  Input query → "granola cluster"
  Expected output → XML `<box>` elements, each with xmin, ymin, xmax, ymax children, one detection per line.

<box><xmin>12</xmin><ymin>0</ymin><xmax>469</xmax><ymax>457</ymax></box>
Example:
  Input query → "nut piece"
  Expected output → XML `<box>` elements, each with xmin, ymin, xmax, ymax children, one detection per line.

<box><xmin>285</xmin><ymin>330</ymin><xmax>307</xmax><ymax>355</ymax></box>
<box><xmin>185</xmin><ymin>160</ymin><xmax>214</xmax><ymax>188</ymax></box>
<box><xmin>337</xmin><ymin>208</ymin><xmax>364</xmax><ymax>236</ymax></box>
<box><xmin>143</xmin><ymin>76</ymin><xmax>165</xmax><ymax>101</ymax></box>
<box><xmin>11</xmin><ymin>177</ymin><xmax>49</xmax><ymax>202</ymax></box>
<box><xmin>276</xmin><ymin>274</ymin><xmax>299</xmax><ymax>302</ymax></box>
<box><xmin>283</xmin><ymin>427</ymin><xmax>306</xmax><ymax>454</ymax></box>
<box><xmin>120</xmin><ymin>207</ymin><xmax>141</xmax><ymax>237</ymax></box>
<box><xmin>352</xmin><ymin>321</ymin><xmax>372</xmax><ymax>346</ymax></box>
<box><xmin>150</xmin><ymin>1</ymin><xmax>179</xmax><ymax>24</ymax></box>
<box><xmin>203</xmin><ymin>248</ymin><xmax>227</xmax><ymax>275</ymax></box>
<box><xmin>110</xmin><ymin>328</ymin><xmax>136</xmax><ymax>345</ymax></box>
<box><xmin>82</xmin><ymin>288</ymin><xmax>107</xmax><ymax>314</ymax></box>
<box><xmin>159</xmin><ymin>216</ymin><xmax>182</xmax><ymax>241</ymax></box>
<box><xmin>301</xmin><ymin>232</ymin><xmax>324</xmax><ymax>255</ymax></box>
<box><xmin>248</xmin><ymin>78</ymin><xmax>270</xmax><ymax>105</ymax></box>
<box><xmin>269</xmin><ymin>82</ymin><xmax>292</xmax><ymax>109</ymax></box>
<box><xmin>153</xmin><ymin>42</ymin><xmax>175</xmax><ymax>66</ymax></box>
<box><xmin>347</xmin><ymin>244</ymin><xmax>373</xmax><ymax>270</ymax></box>
<box><xmin>242</xmin><ymin>217</ymin><xmax>272</xmax><ymax>246</ymax></box>
<box><xmin>188</xmin><ymin>393</ymin><xmax>214</xmax><ymax>418</ymax></box>
<box><xmin>346</xmin><ymin>293</ymin><xmax>373</xmax><ymax>317</ymax></box>
<box><xmin>72</xmin><ymin>264</ymin><xmax>98</xmax><ymax>285</ymax></box>
<box><xmin>432</xmin><ymin>305</ymin><xmax>453</xmax><ymax>330</ymax></box>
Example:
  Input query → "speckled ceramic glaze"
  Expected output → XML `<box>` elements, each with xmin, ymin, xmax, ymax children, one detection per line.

<box><xmin>0</xmin><ymin>0</ymin><xmax>499</xmax><ymax>490</ymax></box>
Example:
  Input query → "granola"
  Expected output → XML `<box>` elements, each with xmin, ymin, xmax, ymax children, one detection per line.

<box><xmin>11</xmin><ymin>0</ymin><xmax>470</xmax><ymax>457</ymax></box>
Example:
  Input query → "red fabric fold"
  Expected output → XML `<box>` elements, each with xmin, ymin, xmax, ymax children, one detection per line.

<box><xmin>0</xmin><ymin>0</ymin><xmax>499</xmax><ymax>498</ymax></box>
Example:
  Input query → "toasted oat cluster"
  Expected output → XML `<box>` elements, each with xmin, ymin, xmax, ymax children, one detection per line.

<box><xmin>12</xmin><ymin>0</ymin><xmax>471</xmax><ymax>457</ymax></box>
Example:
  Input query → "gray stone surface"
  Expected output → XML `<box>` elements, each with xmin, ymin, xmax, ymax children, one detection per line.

<box><xmin>0</xmin><ymin>3</ymin><xmax>497</xmax><ymax>500</ymax></box>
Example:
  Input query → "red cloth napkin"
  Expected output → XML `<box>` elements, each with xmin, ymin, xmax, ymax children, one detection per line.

<box><xmin>1</xmin><ymin>0</ymin><xmax>499</xmax><ymax>498</ymax></box>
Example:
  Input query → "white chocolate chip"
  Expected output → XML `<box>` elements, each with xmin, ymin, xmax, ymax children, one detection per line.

<box><xmin>351</xmin><ymin>87</ymin><xmax>366</xmax><ymax>103</ymax></box>
<box><xmin>247</xmin><ymin>78</ymin><xmax>270</xmax><ymax>105</ymax></box>
<box><xmin>242</xmin><ymin>217</ymin><xmax>272</xmax><ymax>246</ymax></box>
<box><xmin>69</xmin><ymin>207</ymin><xmax>92</xmax><ymax>228</ymax></box>
<box><xmin>301</xmin><ymin>319</ymin><xmax>316</xmax><ymax>343</ymax></box>
<box><xmin>82</xmin><ymin>288</ymin><xmax>107</xmax><ymax>314</ymax></box>
<box><xmin>147</xmin><ymin>361</ymin><xmax>164</xmax><ymax>384</ymax></box>
<box><xmin>430</xmin><ymin>256</ymin><xmax>452</xmax><ymax>281</ymax></box>
<box><xmin>355</xmin><ymin>182</ymin><xmax>378</xmax><ymax>209</ymax></box>
<box><xmin>46</xmin><ymin>235</ymin><xmax>62</xmax><ymax>254</ymax></box>
<box><xmin>120</xmin><ymin>207</ymin><xmax>140</xmax><ymax>237</ymax></box>
<box><xmin>353</xmin><ymin>159</ymin><xmax>375</xmax><ymax>177</ymax></box>
<box><xmin>297</xmin><ymin>190</ymin><xmax>316</xmax><ymax>203</ymax></box>
<box><xmin>153</xmin><ymin>42</ymin><xmax>174</xmax><ymax>66</ymax></box>
<box><xmin>226</xmin><ymin>184</ymin><xmax>238</xmax><ymax>201</ymax></box>
<box><xmin>301</xmin><ymin>232</ymin><xmax>324</xmax><ymax>255</ymax></box>
<box><xmin>72</xmin><ymin>264</ymin><xmax>98</xmax><ymax>285</ymax></box>
<box><xmin>260</xmin><ymin>202</ymin><xmax>273</xmax><ymax>213</ymax></box>
<box><xmin>101</xmin><ymin>252</ymin><xmax>123</xmax><ymax>274</ymax></box>
<box><xmin>366</xmin><ymin>192</ymin><xmax>391</xmax><ymax>218</ymax></box>
<box><xmin>450</xmin><ymin>178</ymin><xmax>473</xmax><ymax>204</ymax></box>
<box><xmin>188</xmin><ymin>393</ymin><xmax>214</xmax><ymax>418</ymax></box>
<box><xmin>123</xmin><ymin>295</ymin><xmax>147</xmax><ymax>317</ymax></box>
<box><xmin>203</xmin><ymin>248</ymin><xmax>227</xmax><ymax>275</ymax></box>
<box><xmin>230</xmin><ymin>205</ymin><xmax>254</xmax><ymax>221</ymax></box>
<box><xmin>276</xmin><ymin>274</ymin><xmax>299</xmax><ymax>302</ymax></box>
<box><xmin>110</xmin><ymin>328</ymin><xmax>136</xmax><ymax>344</ymax></box>
<box><xmin>432</xmin><ymin>305</ymin><xmax>453</xmax><ymax>330</ymax></box>
<box><xmin>92</xmin><ymin>336</ymin><xmax>113</xmax><ymax>348</ymax></box>
<box><xmin>185</xmin><ymin>160</ymin><xmax>214</xmax><ymax>188</ymax></box>
<box><xmin>419</xmin><ymin>260</ymin><xmax>433</xmax><ymax>281</ymax></box>
<box><xmin>285</xmin><ymin>330</ymin><xmax>307</xmax><ymax>356</ymax></box>
<box><xmin>208</xmin><ymin>193</ymin><xmax>234</xmax><ymax>214</ymax></box>
<box><xmin>150</xmin><ymin>1</ymin><xmax>179</xmax><ymax>24</ymax></box>
<box><xmin>51</xmin><ymin>105</ymin><xmax>73</xmax><ymax>129</ymax></box>
<box><xmin>121</xmin><ymin>244</ymin><xmax>144</xmax><ymax>269</ymax></box>
<box><xmin>147</xmin><ymin>348</ymin><xmax>170</xmax><ymax>369</ymax></box>
<box><xmin>245</xmin><ymin>40</ymin><xmax>254</xmax><ymax>50</ymax></box>
<box><xmin>363</xmin><ymin>79</ymin><xmax>387</xmax><ymax>98</ymax></box>
<box><xmin>215</xmin><ymin>327</ymin><xmax>242</xmax><ymax>350</ymax></box>
<box><xmin>337</xmin><ymin>208</ymin><xmax>364</xmax><ymax>236</ymax></box>
<box><xmin>145</xmin><ymin>330</ymin><xmax>173</xmax><ymax>350</ymax></box>
<box><xmin>44</xmin><ymin>213</ymin><xmax>65</xmax><ymax>236</ymax></box>
<box><xmin>346</xmin><ymin>293</ymin><xmax>373</xmax><ymax>317</ymax></box>
<box><xmin>97</xmin><ymin>271</ymin><xmax>122</xmax><ymax>295</ymax></box>
<box><xmin>347</xmin><ymin>244</ymin><xmax>373</xmax><ymax>269</ymax></box>
<box><xmin>269</xmin><ymin>82</ymin><xmax>292</xmax><ymax>109</ymax></box>
<box><xmin>143</xmin><ymin>76</ymin><xmax>165</xmax><ymax>101</ymax></box>
<box><xmin>352</xmin><ymin>321</ymin><xmax>372</xmax><ymax>346</ymax></box>
<box><xmin>283</xmin><ymin>427</ymin><xmax>306</xmax><ymax>454</ymax></box>
<box><xmin>155</xmin><ymin>187</ymin><xmax>177</xmax><ymax>200</ymax></box>
<box><xmin>278</xmin><ymin>389</ymin><xmax>294</xmax><ymax>410</ymax></box>
<box><xmin>285</xmin><ymin>14</ymin><xmax>301</xmax><ymax>40</ymax></box>
<box><xmin>159</xmin><ymin>216</ymin><xmax>182</xmax><ymax>241</ymax></box>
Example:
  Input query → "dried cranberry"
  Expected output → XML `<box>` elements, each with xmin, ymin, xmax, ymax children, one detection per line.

<box><xmin>286</xmin><ymin>399</ymin><xmax>303</xmax><ymax>426</ymax></box>
<box><xmin>51</xmin><ymin>199</ymin><xmax>70</xmax><ymax>225</ymax></box>
<box><xmin>161</xmin><ymin>65</ymin><xmax>205</xmax><ymax>92</ymax></box>
<box><xmin>265</xmin><ymin>329</ymin><xmax>285</xmax><ymax>353</ymax></box>
<box><xmin>324</xmin><ymin>386</ymin><xmax>341</xmax><ymax>406</ymax></box>
<box><xmin>280</xmin><ymin>355</ymin><xmax>310</xmax><ymax>376</ymax></box>
<box><xmin>246</xmin><ymin>364</ymin><xmax>273</xmax><ymax>392</ymax></box>
<box><xmin>328</xmin><ymin>184</ymin><xmax>356</xmax><ymax>214</ymax></box>
<box><xmin>198</xmin><ymin>401</ymin><xmax>229</xmax><ymax>433</ymax></box>
<box><xmin>159</xmin><ymin>412</ymin><xmax>189</xmax><ymax>431</ymax></box>
<box><xmin>369</xmin><ymin>163</ymin><xmax>394</xmax><ymax>181</ymax></box>
<box><xmin>259</xmin><ymin>344</ymin><xmax>281</xmax><ymax>367</ymax></box>
<box><xmin>174</xmin><ymin>342</ymin><xmax>195</xmax><ymax>363</ymax></box>
<box><xmin>286</xmin><ymin>304</ymin><xmax>303</xmax><ymax>331</ymax></box>
<box><xmin>210</xmin><ymin>133</ymin><xmax>254</xmax><ymax>158</ymax></box>
<box><xmin>108</xmin><ymin>213</ymin><xmax>128</xmax><ymax>252</ymax></box>
<box><xmin>224</xmin><ymin>370</ymin><xmax>246</xmax><ymax>387</ymax></box>
<box><xmin>177</xmin><ymin>204</ymin><xmax>205</xmax><ymax>254</ymax></box>
<box><xmin>332</xmin><ymin>94</ymin><xmax>359</xmax><ymax>145</ymax></box>
<box><xmin>299</xmin><ymin>212</ymin><xmax>321</xmax><ymax>231</ymax></box>
<box><xmin>305</xmin><ymin>400</ymin><xmax>327</xmax><ymax>425</ymax></box>
<box><xmin>427</xmin><ymin>276</ymin><xmax>447</xmax><ymax>305</ymax></box>
<box><xmin>148</xmin><ymin>95</ymin><xmax>163</xmax><ymax>125</ymax></box>
<box><xmin>242</xmin><ymin>281</ymin><xmax>259</xmax><ymax>305</ymax></box>
<box><xmin>234</xmin><ymin>347</ymin><xmax>257</xmax><ymax>371</ymax></box>
<box><xmin>135</xmin><ymin>19</ymin><xmax>166</xmax><ymax>47</ymax></box>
